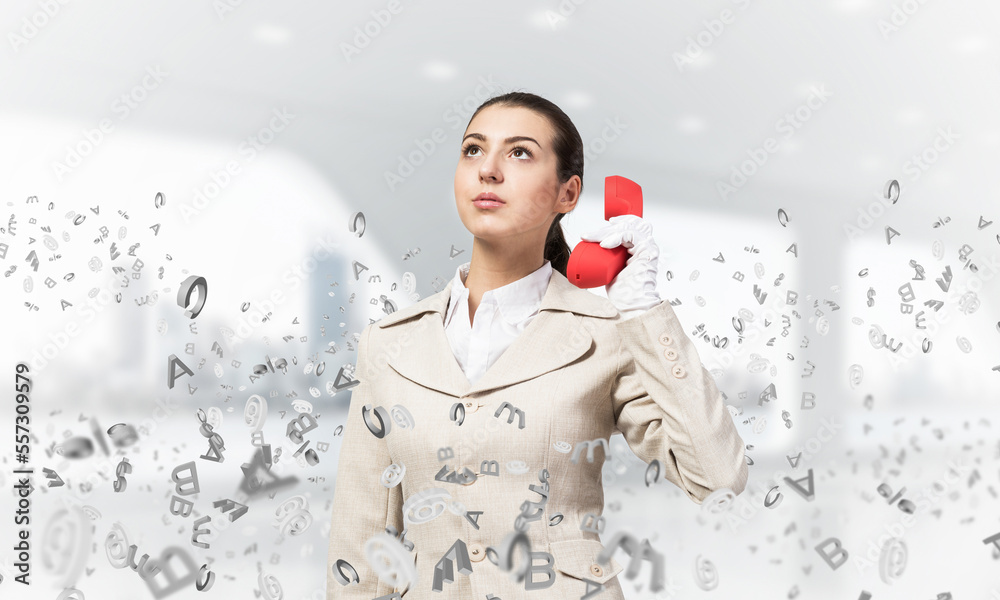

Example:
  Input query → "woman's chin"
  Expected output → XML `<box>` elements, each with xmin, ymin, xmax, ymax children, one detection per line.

<box><xmin>467</xmin><ymin>222</ymin><xmax>509</xmax><ymax>238</ymax></box>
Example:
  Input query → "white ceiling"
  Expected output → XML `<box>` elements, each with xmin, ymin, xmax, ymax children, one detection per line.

<box><xmin>4</xmin><ymin>1</ymin><xmax>997</xmax><ymax>196</ymax></box>
<box><xmin>2</xmin><ymin>0</ymin><xmax>998</xmax><ymax>286</ymax></box>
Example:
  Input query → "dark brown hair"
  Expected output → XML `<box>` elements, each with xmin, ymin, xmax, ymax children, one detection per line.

<box><xmin>463</xmin><ymin>91</ymin><xmax>584</xmax><ymax>277</ymax></box>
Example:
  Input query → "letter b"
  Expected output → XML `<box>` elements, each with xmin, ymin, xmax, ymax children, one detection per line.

<box><xmin>171</xmin><ymin>462</ymin><xmax>200</xmax><ymax>496</ymax></box>
<box><xmin>371</xmin><ymin>8</ymin><xmax>392</xmax><ymax>25</ymax></box>
<box><xmin>815</xmin><ymin>537</ymin><xmax>848</xmax><ymax>570</ymax></box>
<box><xmin>747</xmin><ymin>145</ymin><xmax>769</xmax><ymax>166</ymax></box>
<box><xmin>286</xmin><ymin>413</ymin><xmax>318</xmax><ymax>445</ymax></box>
<box><xmin>84</xmin><ymin>127</ymin><xmax>105</xmax><ymax>146</ymax></box>
<box><xmin>170</xmin><ymin>495</ymin><xmax>193</xmax><ymax>517</ymax></box>
<box><xmin>525</xmin><ymin>552</ymin><xmax>556</xmax><ymax>590</ymax></box>
<box><xmin>414</xmin><ymin>135</ymin><xmax>436</xmax><ymax>156</ymax></box>
<box><xmin>210</xmin><ymin>169</ymin><xmax>231</xmax><ymax>188</ymax></box>
<box><xmin>703</xmin><ymin>18</ymin><xmax>724</xmax><ymax>36</ymax></box>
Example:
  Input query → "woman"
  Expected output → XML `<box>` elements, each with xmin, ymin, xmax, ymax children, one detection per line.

<box><xmin>327</xmin><ymin>92</ymin><xmax>747</xmax><ymax>599</ymax></box>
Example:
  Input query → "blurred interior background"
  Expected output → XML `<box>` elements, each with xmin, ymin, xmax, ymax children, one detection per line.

<box><xmin>1</xmin><ymin>1</ymin><xmax>998</xmax><ymax>598</ymax></box>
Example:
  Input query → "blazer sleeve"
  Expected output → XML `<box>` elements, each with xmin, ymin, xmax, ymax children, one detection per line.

<box><xmin>327</xmin><ymin>323</ymin><xmax>406</xmax><ymax>599</ymax></box>
<box><xmin>609</xmin><ymin>300</ymin><xmax>748</xmax><ymax>503</ymax></box>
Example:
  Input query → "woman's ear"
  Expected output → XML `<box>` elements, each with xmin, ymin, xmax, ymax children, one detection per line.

<box><xmin>556</xmin><ymin>175</ymin><xmax>581</xmax><ymax>212</ymax></box>
<box><xmin>561</xmin><ymin>178</ymin><xmax>582</xmax><ymax>212</ymax></box>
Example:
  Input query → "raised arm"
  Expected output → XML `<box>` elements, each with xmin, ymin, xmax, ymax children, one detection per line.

<box><xmin>609</xmin><ymin>300</ymin><xmax>748</xmax><ymax>503</ymax></box>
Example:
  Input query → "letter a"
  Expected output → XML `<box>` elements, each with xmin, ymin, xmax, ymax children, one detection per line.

<box><xmin>167</xmin><ymin>354</ymin><xmax>194</xmax><ymax>389</ymax></box>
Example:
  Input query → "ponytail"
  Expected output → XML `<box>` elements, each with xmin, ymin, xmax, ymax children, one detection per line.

<box><xmin>544</xmin><ymin>213</ymin><xmax>572</xmax><ymax>277</ymax></box>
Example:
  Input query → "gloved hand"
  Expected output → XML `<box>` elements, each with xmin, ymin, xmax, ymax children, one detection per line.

<box><xmin>579</xmin><ymin>214</ymin><xmax>661</xmax><ymax>319</ymax></box>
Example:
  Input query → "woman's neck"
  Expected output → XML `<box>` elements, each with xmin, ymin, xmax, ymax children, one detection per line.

<box><xmin>461</xmin><ymin>238</ymin><xmax>546</xmax><ymax>321</ymax></box>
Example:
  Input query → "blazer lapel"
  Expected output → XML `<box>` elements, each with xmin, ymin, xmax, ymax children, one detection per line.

<box><xmin>375</xmin><ymin>269</ymin><xmax>618</xmax><ymax>398</ymax></box>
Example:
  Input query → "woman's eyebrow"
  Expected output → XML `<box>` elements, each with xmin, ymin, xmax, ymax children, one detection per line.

<box><xmin>462</xmin><ymin>133</ymin><xmax>541</xmax><ymax>148</ymax></box>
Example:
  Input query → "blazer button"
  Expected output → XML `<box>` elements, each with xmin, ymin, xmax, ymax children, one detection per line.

<box><xmin>672</xmin><ymin>365</ymin><xmax>687</xmax><ymax>378</ymax></box>
<box><xmin>464</xmin><ymin>401</ymin><xmax>479</xmax><ymax>413</ymax></box>
<box><xmin>658</xmin><ymin>333</ymin><xmax>673</xmax><ymax>346</ymax></box>
<box><xmin>663</xmin><ymin>348</ymin><xmax>678</xmax><ymax>361</ymax></box>
<box><xmin>469</xmin><ymin>542</ymin><xmax>486</xmax><ymax>562</ymax></box>
<box><xmin>589</xmin><ymin>563</ymin><xmax>604</xmax><ymax>577</ymax></box>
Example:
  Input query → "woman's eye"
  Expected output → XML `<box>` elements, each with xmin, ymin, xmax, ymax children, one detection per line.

<box><xmin>462</xmin><ymin>144</ymin><xmax>532</xmax><ymax>160</ymax></box>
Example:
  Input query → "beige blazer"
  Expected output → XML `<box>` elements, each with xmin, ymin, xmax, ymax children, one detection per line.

<box><xmin>326</xmin><ymin>269</ymin><xmax>747</xmax><ymax>599</ymax></box>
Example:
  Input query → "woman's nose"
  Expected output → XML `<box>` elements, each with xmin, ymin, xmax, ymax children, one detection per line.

<box><xmin>479</xmin><ymin>167</ymin><xmax>501</xmax><ymax>183</ymax></box>
<box><xmin>478</xmin><ymin>155</ymin><xmax>501</xmax><ymax>181</ymax></box>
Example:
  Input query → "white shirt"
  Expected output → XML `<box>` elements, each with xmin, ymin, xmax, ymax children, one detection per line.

<box><xmin>443</xmin><ymin>260</ymin><xmax>553</xmax><ymax>386</ymax></box>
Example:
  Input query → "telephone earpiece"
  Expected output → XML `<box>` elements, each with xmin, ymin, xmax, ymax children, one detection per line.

<box><xmin>566</xmin><ymin>175</ymin><xmax>643</xmax><ymax>289</ymax></box>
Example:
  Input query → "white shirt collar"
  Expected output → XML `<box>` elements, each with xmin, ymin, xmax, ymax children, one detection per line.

<box><xmin>445</xmin><ymin>260</ymin><xmax>553</xmax><ymax>327</ymax></box>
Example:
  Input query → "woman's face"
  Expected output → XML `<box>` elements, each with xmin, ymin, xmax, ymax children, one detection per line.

<box><xmin>455</xmin><ymin>105</ymin><xmax>578</xmax><ymax>246</ymax></box>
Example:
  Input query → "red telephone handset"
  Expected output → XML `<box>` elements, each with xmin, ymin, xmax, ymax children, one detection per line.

<box><xmin>566</xmin><ymin>175</ymin><xmax>643</xmax><ymax>289</ymax></box>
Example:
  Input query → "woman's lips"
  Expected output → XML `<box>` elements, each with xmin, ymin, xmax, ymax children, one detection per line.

<box><xmin>473</xmin><ymin>200</ymin><xmax>504</xmax><ymax>208</ymax></box>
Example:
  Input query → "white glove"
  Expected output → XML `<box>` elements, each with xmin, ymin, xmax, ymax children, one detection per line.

<box><xmin>579</xmin><ymin>214</ymin><xmax>661</xmax><ymax>318</ymax></box>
